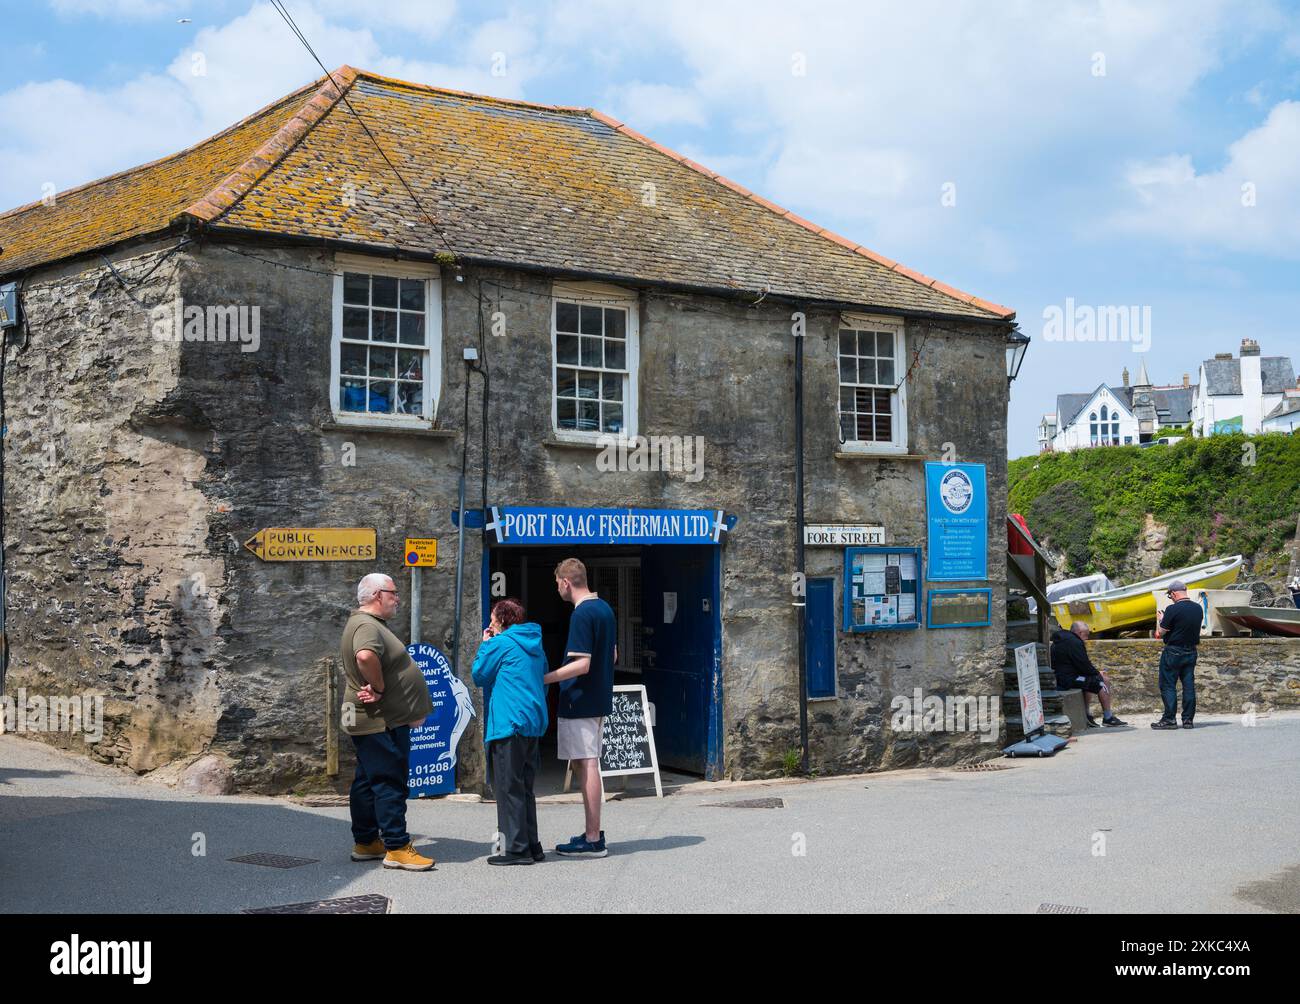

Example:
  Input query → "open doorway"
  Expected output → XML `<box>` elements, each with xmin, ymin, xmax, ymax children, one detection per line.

<box><xmin>484</xmin><ymin>543</ymin><xmax>720</xmax><ymax>778</ymax></box>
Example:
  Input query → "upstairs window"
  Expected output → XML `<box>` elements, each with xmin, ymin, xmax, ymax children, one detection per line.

<box><xmin>838</xmin><ymin>315</ymin><xmax>907</xmax><ymax>454</ymax></box>
<box><xmin>331</xmin><ymin>256</ymin><xmax>441</xmax><ymax>427</ymax></box>
<box><xmin>551</xmin><ymin>282</ymin><xmax>638</xmax><ymax>440</ymax></box>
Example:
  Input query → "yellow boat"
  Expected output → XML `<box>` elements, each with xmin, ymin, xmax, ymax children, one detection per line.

<box><xmin>1050</xmin><ymin>555</ymin><xmax>1243</xmax><ymax>634</ymax></box>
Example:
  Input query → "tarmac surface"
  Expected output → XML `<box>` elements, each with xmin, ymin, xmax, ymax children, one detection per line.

<box><xmin>2</xmin><ymin>710</ymin><xmax>1298</xmax><ymax>913</ymax></box>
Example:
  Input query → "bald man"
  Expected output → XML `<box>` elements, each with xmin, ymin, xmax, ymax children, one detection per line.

<box><xmin>1050</xmin><ymin>620</ymin><xmax>1126</xmax><ymax>727</ymax></box>
<box><xmin>341</xmin><ymin>573</ymin><xmax>435</xmax><ymax>871</ymax></box>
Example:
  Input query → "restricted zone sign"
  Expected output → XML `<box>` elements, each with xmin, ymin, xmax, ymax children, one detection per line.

<box><xmin>404</xmin><ymin>538</ymin><xmax>438</xmax><ymax>567</ymax></box>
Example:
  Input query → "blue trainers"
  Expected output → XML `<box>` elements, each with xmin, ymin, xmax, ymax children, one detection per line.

<box><xmin>556</xmin><ymin>831</ymin><xmax>607</xmax><ymax>858</ymax></box>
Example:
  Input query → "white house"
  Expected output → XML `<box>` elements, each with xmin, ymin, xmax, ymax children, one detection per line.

<box><xmin>1263</xmin><ymin>392</ymin><xmax>1300</xmax><ymax>434</ymax></box>
<box><xmin>1049</xmin><ymin>383</ymin><xmax>1138</xmax><ymax>451</ymax></box>
<box><xmin>1043</xmin><ymin>358</ymin><xmax>1194</xmax><ymax>452</ymax></box>
<box><xmin>1191</xmin><ymin>339</ymin><xmax>1296</xmax><ymax>437</ymax></box>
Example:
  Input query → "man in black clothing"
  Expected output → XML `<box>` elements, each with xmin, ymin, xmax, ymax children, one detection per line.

<box><xmin>1050</xmin><ymin>621</ymin><xmax>1125</xmax><ymax>727</ymax></box>
<box><xmin>1153</xmin><ymin>580</ymin><xmax>1203</xmax><ymax>730</ymax></box>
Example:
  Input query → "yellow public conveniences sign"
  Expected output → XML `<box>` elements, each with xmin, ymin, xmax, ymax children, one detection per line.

<box><xmin>243</xmin><ymin>528</ymin><xmax>377</xmax><ymax>562</ymax></box>
<box><xmin>404</xmin><ymin>538</ymin><xmax>438</xmax><ymax>567</ymax></box>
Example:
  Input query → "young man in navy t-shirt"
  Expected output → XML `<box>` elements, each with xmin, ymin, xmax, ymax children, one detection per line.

<box><xmin>542</xmin><ymin>558</ymin><xmax>617</xmax><ymax>857</ymax></box>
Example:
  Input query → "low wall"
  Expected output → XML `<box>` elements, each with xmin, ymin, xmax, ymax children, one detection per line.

<box><xmin>1090</xmin><ymin>638</ymin><xmax>1300</xmax><ymax>715</ymax></box>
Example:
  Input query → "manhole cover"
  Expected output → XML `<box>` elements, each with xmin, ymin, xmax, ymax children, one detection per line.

<box><xmin>245</xmin><ymin>894</ymin><xmax>391</xmax><ymax>915</ymax></box>
<box><xmin>703</xmin><ymin>797</ymin><xmax>784</xmax><ymax>809</ymax></box>
<box><xmin>953</xmin><ymin>763</ymin><xmax>1015</xmax><ymax>772</ymax></box>
<box><xmin>1036</xmin><ymin>903</ymin><xmax>1088</xmax><ymax>914</ymax></box>
<box><xmin>228</xmin><ymin>852</ymin><xmax>319</xmax><ymax>869</ymax></box>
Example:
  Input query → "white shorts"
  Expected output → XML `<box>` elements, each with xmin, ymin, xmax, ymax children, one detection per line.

<box><xmin>557</xmin><ymin>716</ymin><xmax>604</xmax><ymax>761</ymax></box>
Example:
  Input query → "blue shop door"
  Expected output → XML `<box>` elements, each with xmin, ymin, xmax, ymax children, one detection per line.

<box><xmin>805</xmin><ymin>578</ymin><xmax>836</xmax><ymax>699</ymax></box>
<box><xmin>640</xmin><ymin>545</ymin><xmax>713</xmax><ymax>774</ymax></box>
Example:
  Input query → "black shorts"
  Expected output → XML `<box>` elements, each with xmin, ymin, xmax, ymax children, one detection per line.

<box><xmin>1058</xmin><ymin>674</ymin><xmax>1104</xmax><ymax>694</ymax></box>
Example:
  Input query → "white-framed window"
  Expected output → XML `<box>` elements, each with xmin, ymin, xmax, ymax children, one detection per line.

<box><xmin>837</xmin><ymin>314</ymin><xmax>907</xmax><ymax>454</ymax></box>
<box><xmin>551</xmin><ymin>281</ymin><xmax>639</xmax><ymax>441</ymax></box>
<box><xmin>330</xmin><ymin>253</ymin><xmax>441</xmax><ymax>428</ymax></box>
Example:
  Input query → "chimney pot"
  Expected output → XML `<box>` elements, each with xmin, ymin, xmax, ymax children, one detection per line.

<box><xmin>1183</xmin><ymin>373</ymin><xmax>1189</xmax><ymax>387</ymax></box>
<box><xmin>1240</xmin><ymin>338</ymin><xmax>1261</xmax><ymax>356</ymax></box>
<box><xmin>1122</xmin><ymin>367</ymin><xmax>1129</xmax><ymax>387</ymax></box>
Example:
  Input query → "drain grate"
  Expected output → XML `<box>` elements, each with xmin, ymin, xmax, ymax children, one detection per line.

<box><xmin>1036</xmin><ymin>903</ymin><xmax>1088</xmax><ymax>914</ymax></box>
<box><xmin>704</xmin><ymin>797</ymin><xmax>784</xmax><ymax>809</ymax></box>
<box><xmin>953</xmin><ymin>762</ymin><xmax>1015</xmax><ymax>772</ymax></box>
<box><xmin>245</xmin><ymin>894</ymin><xmax>391</xmax><ymax>915</ymax></box>
<box><xmin>291</xmin><ymin>794</ymin><xmax>350</xmax><ymax>807</ymax></box>
<box><xmin>228</xmin><ymin>852</ymin><xmax>319</xmax><ymax>869</ymax></box>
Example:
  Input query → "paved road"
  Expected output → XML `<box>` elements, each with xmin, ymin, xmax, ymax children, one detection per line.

<box><xmin>3</xmin><ymin>710</ymin><xmax>1298</xmax><ymax>913</ymax></box>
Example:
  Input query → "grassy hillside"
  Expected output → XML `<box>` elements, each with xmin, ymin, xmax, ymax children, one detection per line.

<box><xmin>1009</xmin><ymin>434</ymin><xmax>1300</xmax><ymax>581</ymax></box>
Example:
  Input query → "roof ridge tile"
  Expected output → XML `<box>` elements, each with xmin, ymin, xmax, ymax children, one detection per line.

<box><xmin>184</xmin><ymin>66</ymin><xmax>360</xmax><ymax>225</ymax></box>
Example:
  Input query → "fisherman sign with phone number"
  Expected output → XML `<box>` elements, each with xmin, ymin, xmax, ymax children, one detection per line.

<box><xmin>925</xmin><ymin>462</ymin><xmax>988</xmax><ymax>581</ymax></box>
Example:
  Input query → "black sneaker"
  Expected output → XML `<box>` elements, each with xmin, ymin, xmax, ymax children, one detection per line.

<box><xmin>529</xmin><ymin>842</ymin><xmax>545</xmax><ymax>863</ymax></box>
<box><xmin>1181</xmin><ymin>720</ymin><xmax>1194</xmax><ymax>729</ymax></box>
<box><xmin>1085</xmin><ymin>716</ymin><xmax>1101</xmax><ymax>728</ymax></box>
<box><xmin>1103</xmin><ymin>716</ymin><xmax>1127</xmax><ymax>727</ymax></box>
<box><xmin>487</xmin><ymin>852</ymin><xmax>533</xmax><ymax>866</ymax></box>
<box><xmin>1151</xmin><ymin>719</ymin><xmax>1178</xmax><ymax>730</ymax></box>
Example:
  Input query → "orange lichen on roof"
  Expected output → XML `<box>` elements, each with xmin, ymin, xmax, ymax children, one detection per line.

<box><xmin>0</xmin><ymin>66</ymin><xmax>1014</xmax><ymax>322</ymax></box>
<box><xmin>0</xmin><ymin>79</ymin><xmax>323</xmax><ymax>277</ymax></box>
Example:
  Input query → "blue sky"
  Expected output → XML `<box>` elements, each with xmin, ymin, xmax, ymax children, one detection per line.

<box><xmin>4</xmin><ymin>0</ymin><xmax>1300</xmax><ymax>457</ymax></box>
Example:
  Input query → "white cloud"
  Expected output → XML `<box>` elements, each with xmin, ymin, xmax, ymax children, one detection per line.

<box><xmin>607</xmin><ymin>83</ymin><xmax>707</xmax><ymax>129</ymax></box>
<box><xmin>1116</xmin><ymin>101</ymin><xmax>1300</xmax><ymax>255</ymax></box>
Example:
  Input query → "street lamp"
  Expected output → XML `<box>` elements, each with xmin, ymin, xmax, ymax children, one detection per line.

<box><xmin>1006</xmin><ymin>327</ymin><xmax>1029</xmax><ymax>386</ymax></box>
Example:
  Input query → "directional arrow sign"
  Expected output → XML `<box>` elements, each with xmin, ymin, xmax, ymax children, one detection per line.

<box><xmin>243</xmin><ymin>528</ymin><xmax>377</xmax><ymax>562</ymax></box>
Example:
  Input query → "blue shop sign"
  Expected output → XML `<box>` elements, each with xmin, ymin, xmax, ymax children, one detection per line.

<box><xmin>485</xmin><ymin>505</ymin><xmax>733</xmax><ymax>545</ymax></box>
<box><xmin>925</xmin><ymin>462</ymin><xmax>988</xmax><ymax>581</ymax></box>
<box><xmin>407</xmin><ymin>643</ymin><xmax>475</xmax><ymax>797</ymax></box>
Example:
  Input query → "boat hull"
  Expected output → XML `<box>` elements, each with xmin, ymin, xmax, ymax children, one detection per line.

<box><xmin>1217</xmin><ymin>606</ymin><xmax>1300</xmax><ymax>638</ymax></box>
<box><xmin>1051</xmin><ymin>557</ymin><xmax>1243</xmax><ymax>633</ymax></box>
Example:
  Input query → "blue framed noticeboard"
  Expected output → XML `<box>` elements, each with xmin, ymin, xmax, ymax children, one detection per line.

<box><xmin>925</xmin><ymin>462</ymin><xmax>988</xmax><ymax>581</ymax></box>
<box><xmin>926</xmin><ymin>588</ymin><xmax>993</xmax><ymax>629</ymax></box>
<box><xmin>843</xmin><ymin>546</ymin><xmax>921</xmax><ymax>631</ymax></box>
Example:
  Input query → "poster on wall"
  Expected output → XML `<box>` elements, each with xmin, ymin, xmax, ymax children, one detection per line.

<box><xmin>924</xmin><ymin>462</ymin><xmax>988</xmax><ymax>581</ymax></box>
<box><xmin>407</xmin><ymin>643</ymin><xmax>475</xmax><ymax>797</ymax></box>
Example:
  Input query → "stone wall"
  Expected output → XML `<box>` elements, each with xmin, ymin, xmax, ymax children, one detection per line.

<box><xmin>1092</xmin><ymin>638</ymin><xmax>1300</xmax><ymax>714</ymax></box>
<box><xmin>4</xmin><ymin>238</ymin><xmax>1012</xmax><ymax>791</ymax></box>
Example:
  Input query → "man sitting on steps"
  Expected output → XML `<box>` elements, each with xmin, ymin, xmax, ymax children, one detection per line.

<box><xmin>1050</xmin><ymin>621</ymin><xmax>1126</xmax><ymax>728</ymax></box>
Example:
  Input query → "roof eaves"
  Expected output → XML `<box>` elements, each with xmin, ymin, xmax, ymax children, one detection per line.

<box><xmin>183</xmin><ymin>65</ymin><xmax>361</xmax><ymax>225</ymax></box>
<box><xmin>586</xmin><ymin>109</ymin><xmax>1014</xmax><ymax>321</ymax></box>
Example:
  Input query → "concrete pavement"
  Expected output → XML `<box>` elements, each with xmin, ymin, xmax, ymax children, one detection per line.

<box><xmin>2</xmin><ymin>710</ymin><xmax>1298</xmax><ymax>913</ymax></box>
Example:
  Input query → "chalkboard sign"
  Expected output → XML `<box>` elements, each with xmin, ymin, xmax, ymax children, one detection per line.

<box><xmin>565</xmin><ymin>685</ymin><xmax>662</xmax><ymax>797</ymax></box>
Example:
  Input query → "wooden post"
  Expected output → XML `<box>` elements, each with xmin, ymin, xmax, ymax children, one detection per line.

<box><xmin>1287</xmin><ymin>510</ymin><xmax>1300</xmax><ymax>599</ymax></box>
<box><xmin>325</xmin><ymin>658</ymin><xmax>339</xmax><ymax>778</ymax></box>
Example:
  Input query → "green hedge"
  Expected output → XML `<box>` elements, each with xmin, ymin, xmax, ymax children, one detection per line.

<box><xmin>1009</xmin><ymin>434</ymin><xmax>1300</xmax><ymax>576</ymax></box>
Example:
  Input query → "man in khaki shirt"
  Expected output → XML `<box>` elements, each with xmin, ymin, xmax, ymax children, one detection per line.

<box><xmin>341</xmin><ymin>573</ymin><xmax>435</xmax><ymax>871</ymax></box>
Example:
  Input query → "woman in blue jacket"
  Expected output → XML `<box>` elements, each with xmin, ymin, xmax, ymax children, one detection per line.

<box><xmin>471</xmin><ymin>598</ymin><xmax>549</xmax><ymax>866</ymax></box>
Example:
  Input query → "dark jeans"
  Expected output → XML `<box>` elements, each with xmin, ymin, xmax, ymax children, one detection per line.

<box><xmin>350</xmin><ymin>725</ymin><xmax>411</xmax><ymax>850</ymax></box>
<box><xmin>1158</xmin><ymin>645</ymin><xmax>1197</xmax><ymax>723</ymax></box>
<box><xmin>490</xmin><ymin>734</ymin><xmax>540</xmax><ymax>855</ymax></box>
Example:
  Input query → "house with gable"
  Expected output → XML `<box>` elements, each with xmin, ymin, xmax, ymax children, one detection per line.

<box><xmin>1040</xmin><ymin>358</ymin><xmax>1194</xmax><ymax>452</ymax></box>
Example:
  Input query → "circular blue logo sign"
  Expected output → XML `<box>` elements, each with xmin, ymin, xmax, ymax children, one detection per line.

<box><xmin>939</xmin><ymin>469</ymin><xmax>974</xmax><ymax>514</ymax></box>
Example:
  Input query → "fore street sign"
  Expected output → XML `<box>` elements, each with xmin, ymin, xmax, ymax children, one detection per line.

<box><xmin>243</xmin><ymin>528</ymin><xmax>377</xmax><ymax>561</ymax></box>
<box><xmin>804</xmin><ymin>524</ymin><xmax>885</xmax><ymax>546</ymax></box>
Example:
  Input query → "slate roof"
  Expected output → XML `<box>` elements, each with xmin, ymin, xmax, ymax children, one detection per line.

<box><xmin>1124</xmin><ymin>385</ymin><xmax>1193</xmax><ymax>426</ymax></box>
<box><xmin>1265</xmin><ymin>396</ymin><xmax>1300</xmax><ymax>420</ymax></box>
<box><xmin>0</xmin><ymin>67</ymin><xmax>1012</xmax><ymax>322</ymax></box>
<box><xmin>1202</xmin><ymin>355</ymin><xmax>1296</xmax><ymax>396</ymax></box>
<box><xmin>1055</xmin><ymin>385</ymin><xmax>1133</xmax><ymax>428</ymax></box>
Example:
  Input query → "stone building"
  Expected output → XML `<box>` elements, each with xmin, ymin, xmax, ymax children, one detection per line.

<box><xmin>0</xmin><ymin>67</ymin><xmax>1017</xmax><ymax>793</ymax></box>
